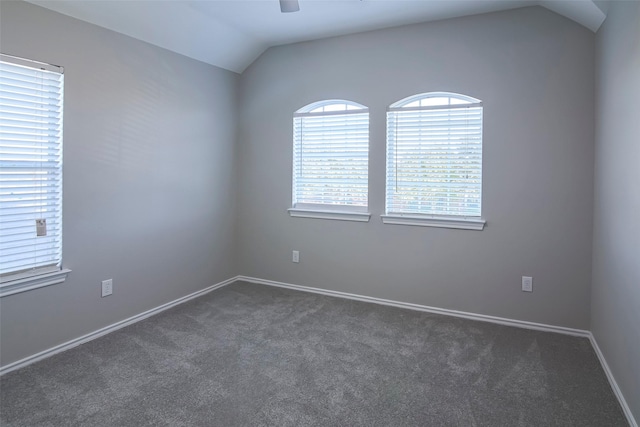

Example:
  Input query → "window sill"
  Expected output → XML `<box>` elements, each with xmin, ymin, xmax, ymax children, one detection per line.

<box><xmin>381</xmin><ymin>215</ymin><xmax>485</xmax><ymax>230</ymax></box>
<box><xmin>288</xmin><ymin>208</ymin><xmax>371</xmax><ymax>222</ymax></box>
<box><xmin>0</xmin><ymin>269</ymin><xmax>71</xmax><ymax>298</ymax></box>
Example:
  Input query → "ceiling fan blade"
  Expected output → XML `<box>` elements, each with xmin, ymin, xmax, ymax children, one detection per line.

<box><xmin>280</xmin><ymin>0</ymin><xmax>300</xmax><ymax>13</ymax></box>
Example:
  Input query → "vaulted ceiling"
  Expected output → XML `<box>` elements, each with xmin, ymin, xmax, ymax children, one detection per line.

<box><xmin>25</xmin><ymin>0</ymin><xmax>608</xmax><ymax>73</ymax></box>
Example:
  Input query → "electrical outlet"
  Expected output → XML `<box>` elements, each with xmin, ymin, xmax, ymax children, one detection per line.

<box><xmin>101</xmin><ymin>279</ymin><xmax>113</xmax><ymax>297</ymax></box>
<box><xmin>292</xmin><ymin>250</ymin><xmax>300</xmax><ymax>263</ymax></box>
<box><xmin>522</xmin><ymin>276</ymin><xmax>533</xmax><ymax>292</ymax></box>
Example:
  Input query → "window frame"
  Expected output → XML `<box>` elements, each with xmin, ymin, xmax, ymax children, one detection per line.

<box><xmin>288</xmin><ymin>99</ymin><xmax>371</xmax><ymax>222</ymax></box>
<box><xmin>0</xmin><ymin>54</ymin><xmax>70</xmax><ymax>297</ymax></box>
<box><xmin>383</xmin><ymin>92</ymin><xmax>485</xmax><ymax>230</ymax></box>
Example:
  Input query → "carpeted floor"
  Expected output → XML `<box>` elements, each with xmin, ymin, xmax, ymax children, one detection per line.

<box><xmin>0</xmin><ymin>281</ymin><xmax>627</xmax><ymax>426</ymax></box>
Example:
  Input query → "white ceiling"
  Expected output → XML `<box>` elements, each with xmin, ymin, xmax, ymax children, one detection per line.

<box><xmin>24</xmin><ymin>0</ymin><xmax>607</xmax><ymax>73</ymax></box>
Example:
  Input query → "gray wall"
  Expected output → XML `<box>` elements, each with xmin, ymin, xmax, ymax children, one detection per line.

<box><xmin>592</xmin><ymin>0</ymin><xmax>640</xmax><ymax>421</ymax></box>
<box><xmin>237</xmin><ymin>7</ymin><xmax>596</xmax><ymax>329</ymax></box>
<box><xmin>1</xmin><ymin>1</ymin><xmax>636</xmax><ymax>416</ymax></box>
<box><xmin>0</xmin><ymin>1</ymin><xmax>238</xmax><ymax>366</ymax></box>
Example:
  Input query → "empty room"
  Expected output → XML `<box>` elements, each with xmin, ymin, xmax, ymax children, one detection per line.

<box><xmin>0</xmin><ymin>0</ymin><xmax>638</xmax><ymax>425</ymax></box>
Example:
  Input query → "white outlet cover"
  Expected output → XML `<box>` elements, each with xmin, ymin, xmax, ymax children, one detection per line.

<box><xmin>522</xmin><ymin>276</ymin><xmax>533</xmax><ymax>292</ymax></box>
<box><xmin>101</xmin><ymin>279</ymin><xmax>113</xmax><ymax>297</ymax></box>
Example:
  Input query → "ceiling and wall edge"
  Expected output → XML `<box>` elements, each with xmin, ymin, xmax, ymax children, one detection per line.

<box><xmin>22</xmin><ymin>0</ymin><xmax>607</xmax><ymax>74</ymax></box>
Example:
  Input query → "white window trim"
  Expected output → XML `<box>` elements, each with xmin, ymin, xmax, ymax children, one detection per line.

<box><xmin>385</xmin><ymin>92</ymin><xmax>484</xmax><ymax>227</ymax></box>
<box><xmin>292</xmin><ymin>99</ymin><xmax>370</xmax><ymax>218</ymax></box>
<box><xmin>0</xmin><ymin>53</ymin><xmax>68</xmax><ymax>295</ymax></box>
<box><xmin>288</xmin><ymin>208</ymin><xmax>371</xmax><ymax>222</ymax></box>
<box><xmin>294</xmin><ymin>108</ymin><xmax>370</xmax><ymax>118</ymax></box>
<box><xmin>381</xmin><ymin>214</ymin><xmax>485</xmax><ymax>230</ymax></box>
<box><xmin>0</xmin><ymin>268</ymin><xmax>71</xmax><ymax>298</ymax></box>
<box><xmin>387</xmin><ymin>102</ymin><xmax>483</xmax><ymax>113</ymax></box>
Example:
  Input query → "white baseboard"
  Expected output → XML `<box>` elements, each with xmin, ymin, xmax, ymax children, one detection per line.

<box><xmin>589</xmin><ymin>334</ymin><xmax>638</xmax><ymax>427</ymax></box>
<box><xmin>238</xmin><ymin>275</ymin><xmax>637</xmax><ymax>427</ymax></box>
<box><xmin>1</xmin><ymin>273</ymin><xmax>635</xmax><ymax>427</ymax></box>
<box><xmin>237</xmin><ymin>275</ymin><xmax>590</xmax><ymax>337</ymax></box>
<box><xmin>0</xmin><ymin>276</ymin><xmax>238</xmax><ymax>376</ymax></box>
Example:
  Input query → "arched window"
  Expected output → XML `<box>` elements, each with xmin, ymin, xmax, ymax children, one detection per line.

<box><xmin>384</xmin><ymin>92</ymin><xmax>485</xmax><ymax>230</ymax></box>
<box><xmin>289</xmin><ymin>100</ymin><xmax>370</xmax><ymax>221</ymax></box>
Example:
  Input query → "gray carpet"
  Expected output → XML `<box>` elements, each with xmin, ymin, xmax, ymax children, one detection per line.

<box><xmin>0</xmin><ymin>281</ymin><xmax>627</xmax><ymax>426</ymax></box>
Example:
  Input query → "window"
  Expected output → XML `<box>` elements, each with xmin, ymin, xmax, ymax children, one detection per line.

<box><xmin>384</xmin><ymin>92</ymin><xmax>485</xmax><ymax>230</ymax></box>
<box><xmin>289</xmin><ymin>100</ymin><xmax>370</xmax><ymax>222</ymax></box>
<box><xmin>0</xmin><ymin>54</ymin><xmax>69</xmax><ymax>297</ymax></box>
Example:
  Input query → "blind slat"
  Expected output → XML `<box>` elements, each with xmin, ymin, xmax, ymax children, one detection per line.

<box><xmin>386</xmin><ymin>97</ymin><xmax>483</xmax><ymax>218</ymax></box>
<box><xmin>293</xmin><ymin>105</ymin><xmax>369</xmax><ymax>208</ymax></box>
<box><xmin>0</xmin><ymin>59</ymin><xmax>64</xmax><ymax>277</ymax></box>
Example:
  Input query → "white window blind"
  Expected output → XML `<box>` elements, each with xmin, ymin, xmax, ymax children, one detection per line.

<box><xmin>293</xmin><ymin>100</ymin><xmax>369</xmax><ymax>211</ymax></box>
<box><xmin>0</xmin><ymin>55</ymin><xmax>64</xmax><ymax>280</ymax></box>
<box><xmin>386</xmin><ymin>93</ymin><xmax>483</xmax><ymax>218</ymax></box>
